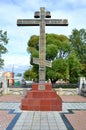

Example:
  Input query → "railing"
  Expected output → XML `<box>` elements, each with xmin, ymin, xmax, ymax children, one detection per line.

<box><xmin>52</xmin><ymin>83</ymin><xmax>78</xmax><ymax>88</ymax></box>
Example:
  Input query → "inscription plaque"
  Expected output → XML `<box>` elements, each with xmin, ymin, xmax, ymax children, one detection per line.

<box><xmin>38</xmin><ymin>85</ymin><xmax>45</xmax><ymax>90</ymax></box>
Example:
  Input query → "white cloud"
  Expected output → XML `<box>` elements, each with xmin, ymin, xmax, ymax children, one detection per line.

<box><xmin>3</xmin><ymin>53</ymin><xmax>30</xmax><ymax>66</ymax></box>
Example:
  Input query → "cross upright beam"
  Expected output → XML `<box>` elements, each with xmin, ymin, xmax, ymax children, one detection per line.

<box><xmin>17</xmin><ymin>7</ymin><xmax>68</xmax><ymax>83</ymax></box>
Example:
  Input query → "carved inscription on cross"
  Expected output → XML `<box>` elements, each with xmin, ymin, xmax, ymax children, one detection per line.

<box><xmin>17</xmin><ymin>7</ymin><xmax>68</xmax><ymax>83</ymax></box>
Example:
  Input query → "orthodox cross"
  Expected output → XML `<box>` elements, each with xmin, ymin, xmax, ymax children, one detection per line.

<box><xmin>17</xmin><ymin>7</ymin><xmax>68</xmax><ymax>83</ymax></box>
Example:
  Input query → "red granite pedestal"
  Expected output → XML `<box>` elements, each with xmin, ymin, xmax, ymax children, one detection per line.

<box><xmin>21</xmin><ymin>83</ymin><xmax>62</xmax><ymax>111</ymax></box>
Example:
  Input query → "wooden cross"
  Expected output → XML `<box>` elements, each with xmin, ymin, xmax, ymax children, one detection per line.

<box><xmin>17</xmin><ymin>7</ymin><xmax>68</xmax><ymax>83</ymax></box>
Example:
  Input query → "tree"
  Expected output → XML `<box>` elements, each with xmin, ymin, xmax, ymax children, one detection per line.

<box><xmin>23</xmin><ymin>69</ymin><xmax>37</xmax><ymax>81</ymax></box>
<box><xmin>69</xmin><ymin>28</ymin><xmax>86</xmax><ymax>63</ymax></box>
<box><xmin>55</xmin><ymin>35</ymin><xmax>70</xmax><ymax>59</ymax></box>
<box><xmin>69</xmin><ymin>28</ymin><xmax>86</xmax><ymax>77</ymax></box>
<box><xmin>46</xmin><ymin>58</ymin><xmax>68</xmax><ymax>83</ymax></box>
<box><xmin>27</xmin><ymin>34</ymin><xmax>70</xmax><ymax>60</ymax></box>
<box><xmin>16</xmin><ymin>73</ymin><xmax>22</xmax><ymax>77</ymax></box>
<box><xmin>67</xmin><ymin>52</ymin><xmax>82</xmax><ymax>83</ymax></box>
<box><xmin>26</xmin><ymin>32</ymin><xmax>86</xmax><ymax>83</ymax></box>
<box><xmin>26</xmin><ymin>33</ymin><xmax>70</xmax><ymax>83</ymax></box>
<box><xmin>0</xmin><ymin>30</ymin><xmax>8</xmax><ymax>68</ymax></box>
<box><xmin>46</xmin><ymin>34</ymin><xmax>70</xmax><ymax>59</ymax></box>
<box><xmin>46</xmin><ymin>44</ymin><xmax>58</xmax><ymax>60</ymax></box>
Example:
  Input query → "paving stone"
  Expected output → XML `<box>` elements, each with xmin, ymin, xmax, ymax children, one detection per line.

<box><xmin>0</xmin><ymin>94</ymin><xmax>86</xmax><ymax>130</ymax></box>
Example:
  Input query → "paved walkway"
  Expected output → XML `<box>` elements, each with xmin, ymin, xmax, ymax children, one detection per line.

<box><xmin>0</xmin><ymin>95</ymin><xmax>86</xmax><ymax>130</ymax></box>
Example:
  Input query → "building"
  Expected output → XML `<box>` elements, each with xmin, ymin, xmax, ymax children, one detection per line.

<box><xmin>4</xmin><ymin>72</ymin><xmax>14</xmax><ymax>86</ymax></box>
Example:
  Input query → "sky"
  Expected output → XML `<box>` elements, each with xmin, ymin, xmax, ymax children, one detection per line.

<box><xmin>0</xmin><ymin>0</ymin><xmax>86</xmax><ymax>73</ymax></box>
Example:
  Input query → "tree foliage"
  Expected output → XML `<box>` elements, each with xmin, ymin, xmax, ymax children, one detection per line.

<box><xmin>25</xmin><ymin>30</ymin><xmax>85</xmax><ymax>83</ymax></box>
<box><xmin>23</xmin><ymin>69</ymin><xmax>37</xmax><ymax>81</ymax></box>
<box><xmin>16</xmin><ymin>73</ymin><xmax>22</xmax><ymax>77</ymax></box>
<box><xmin>0</xmin><ymin>30</ymin><xmax>8</xmax><ymax>68</ymax></box>
<box><xmin>26</xmin><ymin>33</ymin><xmax>70</xmax><ymax>83</ymax></box>
<box><xmin>70</xmin><ymin>28</ymin><xmax>86</xmax><ymax>64</ymax></box>
<box><xmin>67</xmin><ymin>52</ymin><xmax>82</xmax><ymax>83</ymax></box>
<box><xmin>46</xmin><ymin>58</ymin><xmax>68</xmax><ymax>83</ymax></box>
<box><xmin>46</xmin><ymin>44</ymin><xmax>58</xmax><ymax>60</ymax></box>
<box><xmin>69</xmin><ymin>28</ymin><xmax>86</xmax><ymax>77</ymax></box>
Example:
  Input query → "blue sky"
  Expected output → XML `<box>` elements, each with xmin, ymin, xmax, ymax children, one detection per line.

<box><xmin>0</xmin><ymin>0</ymin><xmax>86</xmax><ymax>72</ymax></box>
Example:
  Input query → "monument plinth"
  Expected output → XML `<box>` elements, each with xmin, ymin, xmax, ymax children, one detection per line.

<box><xmin>21</xmin><ymin>83</ymin><xmax>62</xmax><ymax>111</ymax></box>
<box><xmin>17</xmin><ymin>7</ymin><xmax>68</xmax><ymax>111</ymax></box>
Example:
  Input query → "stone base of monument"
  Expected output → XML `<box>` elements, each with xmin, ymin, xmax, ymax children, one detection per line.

<box><xmin>21</xmin><ymin>83</ymin><xmax>62</xmax><ymax>111</ymax></box>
